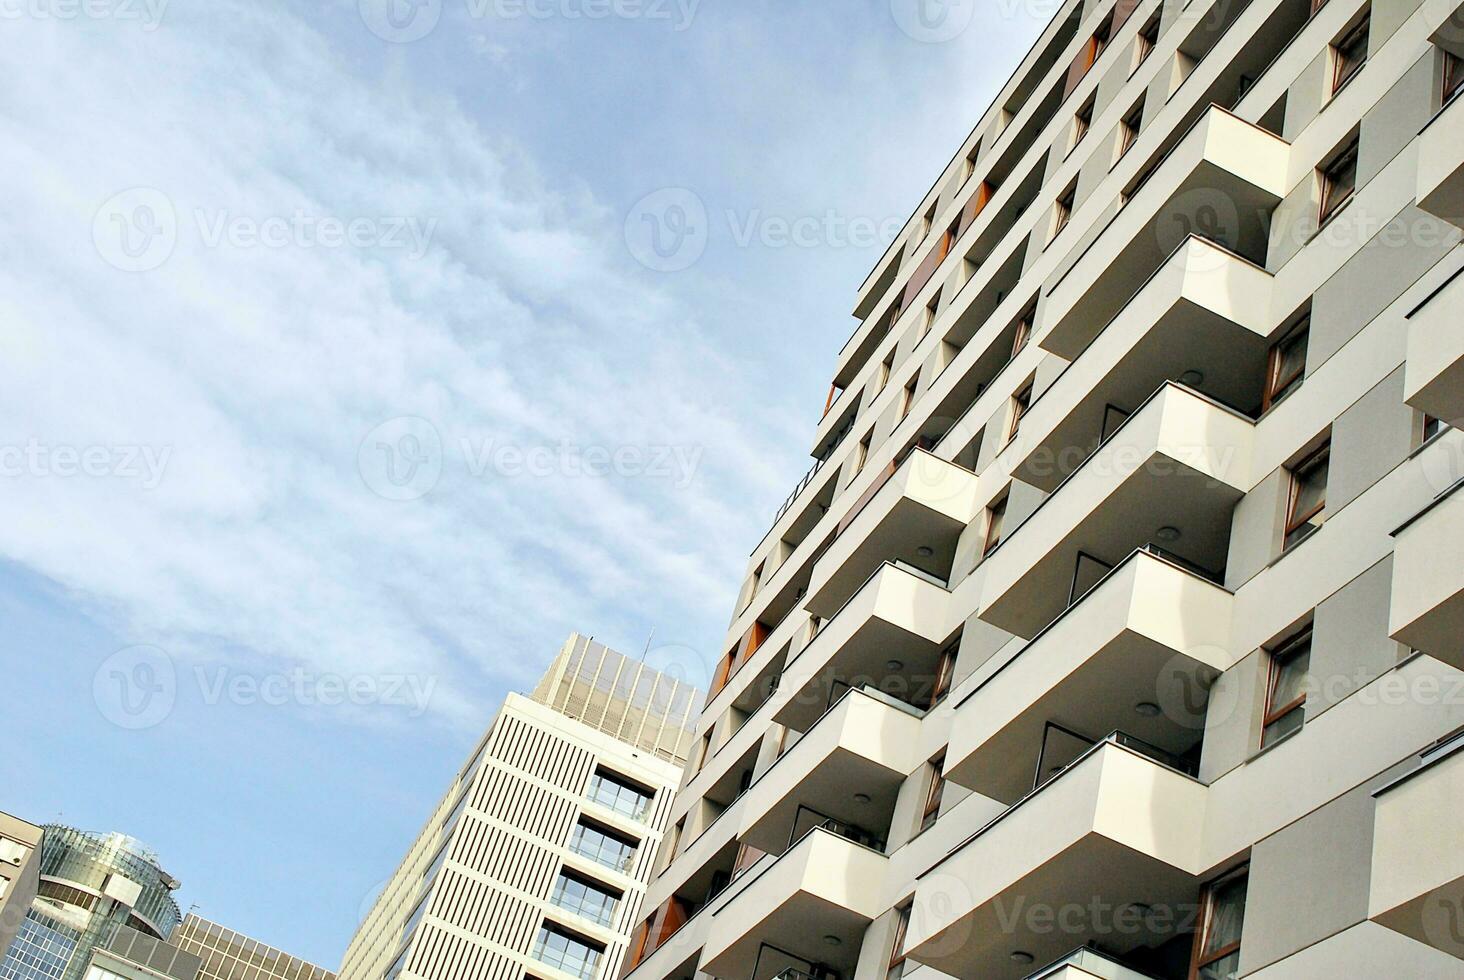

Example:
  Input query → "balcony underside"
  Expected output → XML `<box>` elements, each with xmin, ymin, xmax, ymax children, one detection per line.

<box><xmin>1404</xmin><ymin>270</ymin><xmax>1464</xmax><ymax>430</ymax></box>
<box><xmin>1390</xmin><ymin>482</ymin><xmax>1464</xmax><ymax>670</ymax></box>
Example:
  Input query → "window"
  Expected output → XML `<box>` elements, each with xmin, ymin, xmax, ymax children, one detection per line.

<box><xmin>900</xmin><ymin>377</ymin><xmax>918</xmax><ymax>420</ymax></box>
<box><xmin>1053</xmin><ymin>184</ymin><xmax>1076</xmax><ymax>238</ymax></box>
<box><xmin>918</xmin><ymin>203</ymin><xmax>936</xmax><ymax>243</ymax></box>
<box><xmin>1320</xmin><ymin>137</ymin><xmax>1359</xmax><ymax>225</ymax></box>
<box><xmin>533</xmin><ymin>925</ymin><xmax>603</xmax><ymax>980</ymax></box>
<box><xmin>919</xmin><ymin>754</ymin><xmax>946</xmax><ymax>832</ymax></box>
<box><xmin>963</xmin><ymin>146</ymin><xmax>979</xmax><ymax>182</ymax></box>
<box><xmin>1424</xmin><ymin>414</ymin><xmax>1450</xmax><ymax>443</ymax></box>
<box><xmin>1445</xmin><ymin>51</ymin><xmax>1464</xmax><ymax>105</ymax></box>
<box><xmin>983</xmin><ymin>492</ymin><xmax>1009</xmax><ymax>557</ymax></box>
<box><xmin>1332</xmin><ymin>12</ymin><xmax>1370</xmax><ymax>94</ymax></box>
<box><xmin>1007</xmin><ymin>381</ymin><xmax>1034</xmax><ymax>443</ymax></box>
<box><xmin>886</xmin><ymin>903</ymin><xmax>912</xmax><ymax>980</ymax></box>
<box><xmin>878</xmin><ymin>351</ymin><xmax>895</xmax><ymax>393</ymax></box>
<box><xmin>1310</xmin><ymin>0</ymin><xmax>1329</xmax><ymax>15</ymax></box>
<box><xmin>551</xmin><ymin>871</ymin><xmax>621</xmax><ymax>928</ymax></box>
<box><xmin>586</xmin><ymin>769</ymin><xmax>653</xmax><ymax>821</ymax></box>
<box><xmin>854</xmin><ymin>432</ymin><xmax>872</xmax><ymax>475</ymax></box>
<box><xmin>1263</xmin><ymin>318</ymin><xmax>1309</xmax><ymax>410</ymax></box>
<box><xmin>1119</xmin><ymin>100</ymin><xmax>1144</xmax><ymax>158</ymax></box>
<box><xmin>1135</xmin><ymin>13</ymin><xmax>1160</xmax><ymax>68</ymax></box>
<box><xmin>568</xmin><ymin>820</ymin><xmax>638</xmax><ymax>872</ymax></box>
<box><xmin>1263</xmin><ymin>627</ymin><xmax>1312</xmax><ymax>746</ymax></box>
<box><xmin>1010</xmin><ymin>312</ymin><xmax>1033</xmax><ymax>359</ymax></box>
<box><xmin>922</xmin><ymin>293</ymin><xmax>940</xmax><ymax>337</ymax></box>
<box><xmin>928</xmin><ymin>640</ymin><xmax>957</xmax><ymax>707</ymax></box>
<box><xmin>0</xmin><ymin>839</ymin><xmax>24</xmax><ymax>865</ymax></box>
<box><xmin>1284</xmin><ymin>442</ymin><xmax>1330</xmax><ymax>549</ymax></box>
<box><xmin>1191</xmin><ymin>868</ymin><xmax>1248</xmax><ymax>980</ymax></box>
<box><xmin>1073</xmin><ymin>97</ymin><xmax>1094</xmax><ymax>149</ymax></box>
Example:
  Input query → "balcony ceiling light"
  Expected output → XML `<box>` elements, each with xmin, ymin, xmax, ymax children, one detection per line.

<box><xmin>916</xmin><ymin>545</ymin><xmax>935</xmax><ymax>557</ymax></box>
<box><xmin>1135</xmin><ymin>702</ymin><xmax>1162</xmax><ymax>718</ymax></box>
<box><xmin>853</xmin><ymin>792</ymin><xmax>872</xmax><ymax>804</ymax></box>
<box><xmin>886</xmin><ymin>660</ymin><xmax>904</xmax><ymax>671</ymax></box>
<box><xmin>1155</xmin><ymin>526</ymin><xmax>1182</xmax><ymax>542</ymax></box>
<box><xmin>1179</xmin><ymin>369</ymin><xmax>1205</xmax><ymax>386</ymax></box>
<box><xmin>823</xmin><ymin>935</ymin><xmax>842</xmax><ymax>947</ymax></box>
<box><xmin>1010</xmin><ymin>951</ymin><xmax>1034</xmax><ymax>964</ymax></box>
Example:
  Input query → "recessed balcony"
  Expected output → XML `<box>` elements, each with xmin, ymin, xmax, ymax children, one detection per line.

<box><xmin>904</xmin><ymin>738</ymin><xmax>1208</xmax><ymax>980</ymax></box>
<box><xmin>1389</xmin><ymin>480</ymin><xmax>1464</xmax><ymax>669</ymax></box>
<box><xmin>1417</xmin><ymin>88</ymin><xmax>1464</xmax><ymax>227</ymax></box>
<box><xmin>980</xmin><ymin>384</ymin><xmax>1252</xmax><ymax>639</ymax></box>
<box><xmin>700</xmin><ymin>827</ymin><xmax>887</xmax><ymax>980</ymax></box>
<box><xmin>1403</xmin><ymin>269</ymin><xmax>1464</xmax><ymax>429</ymax></box>
<box><xmin>948</xmin><ymin>549</ymin><xmax>1236</xmax><ymax>804</ymax></box>
<box><xmin>1014</xmin><ymin>238</ymin><xmax>1272</xmax><ymax>493</ymax></box>
<box><xmin>804</xmin><ymin>450</ymin><xmax>979</xmax><ymax>620</ymax></box>
<box><xmin>1042</xmin><ymin>107</ymin><xmax>1289</xmax><ymax>361</ymax></box>
<box><xmin>773</xmin><ymin>561</ymin><xmax>950</xmax><ymax>733</ymax></box>
<box><xmin>738</xmin><ymin>687</ymin><xmax>922</xmax><ymax>856</ymax></box>
<box><xmin>1369</xmin><ymin>733</ymin><xmax>1464</xmax><ymax>959</ymax></box>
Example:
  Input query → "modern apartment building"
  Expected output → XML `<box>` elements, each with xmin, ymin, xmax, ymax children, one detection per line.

<box><xmin>621</xmin><ymin>0</ymin><xmax>1464</xmax><ymax>978</ymax></box>
<box><xmin>169</xmin><ymin>915</ymin><xmax>334</xmax><ymax>980</ymax></box>
<box><xmin>339</xmin><ymin>635</ymin><xmax>700</xmax><ymax>980</ymax></box>
<box><xmin>0</xmin><ymin>829</ymin><xmax>182</xmax><ymax>980</ymax></box>
<box><xmin>0</xmin><ymin>814</ymin><xmax>44</xmax><ymax>956</ymax></box>
<box><xmin>85</xmin><ymin>924</ymin><xmax>202</xmax><ymax>980</ymax></box>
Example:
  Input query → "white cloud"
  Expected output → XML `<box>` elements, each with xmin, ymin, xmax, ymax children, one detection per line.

<box><xmin>0</xmin><ymin>2</ymin><xmax>784</xmax><ymax>725</ymax></box>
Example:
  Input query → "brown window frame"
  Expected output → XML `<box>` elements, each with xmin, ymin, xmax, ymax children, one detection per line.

<box><xmin>1319</xmin><ymin>138</ymin><xmax>1359</xmax><ymax>225</ymax></box>
<box><xmin>1118</xmin><ymin>100</ymin><xmax>1145</xmax><ymax>158</ymax></box>
<box><xmin>900</xmin><ymin>377</ymin><xmax>918</xmax><ymax>420</ymax></box>
<box><xmin>1262</xmin><ymin>318</ymin><xmax>1309</xmax><ymax>410</ymax></box>
<box><xmin>878</xmin><ymin>351</ymin><xmax>895</xmax><ymax>393</ymax></box>
<box><xmin>929</xmin><ymin>642</ymin><xmax>957</xmax><ymax>707</ymax></box>
<box><xmin>1053</xmin><ymin>184</ymin><xmax>1076</xmax><ymax>237</ymax></box>
<box><xmin>919</xmin><ymin>753</ymin><xmax>946</xmax><ymax>832</ymax></box>
<box><xmin>1073</xmin><ymin>97</ymin><xmax>1095</xmax><ymax>148</ymax></box>
<box><xmin>1310</xmin><ymin>0</ymin><xmax>1329</xmax><ymax>15</ymax></box>
<box><xmin>1445</xmin><ymin>51</ymin><xmax>1464</xmax><ymax>105</ymax></box>
<box><xmin>1189</xmin><ymin>866</ymin><xmax>1249</xmax><ymax>980</ymax></box>
<box><xmin>1135</xmin><ymin>13</ymin><xmax>1160</xmax><ymax>69</ymax></box>
<box><xmin>1284</xmin><ymin>442</ymin><xmax>1330</xmax><ymax>548</ymax></box>
<box><xmin>982</xmin><ymin>492</ymin><xmax>1009</xmax><ymax>557</ymax></box>
<box><xmin>1007</xmin><ymin>381</ymin><xmax>1034</xmax><ymax>443</ymax></box>
<box><xmin>1331</xmin><ymin>12</ymin><xmax>1370</xmax><ymax>94</ymax></box>
<box><xmin>1263</xmin><ymin>626</ymin><xmax>1312</xmax><ymax>742</ymax></box>
<box><xmin>886</xmin><ymin>903</ymin><xmax>913</xmax><ymax>980</ymax></box>
<box><xmin>1010</xmin><ymin>313</ymin><xmax>1033</xmax><ymax>359</ymax></box>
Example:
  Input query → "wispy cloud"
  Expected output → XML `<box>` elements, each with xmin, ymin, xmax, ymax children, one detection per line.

<box><xmin>0</xmin><ymin>0</ymin><xmax>787</xmax><ymax>725</ymax></box>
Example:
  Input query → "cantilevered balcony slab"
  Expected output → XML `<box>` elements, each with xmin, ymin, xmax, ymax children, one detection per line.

<box><xmin>1014</xmin><ymin>238</ymin><xmax>1273</xmax><ymax>493</ymax></box>
<box><xmin>905</xmin><ymin>739</ymin><xmax>1208</xmax><ymax>980</ymax></box>
<box><xmin>1370</xmin><ymin>734</ymin><xmax>1464</xmax><ymax>959</ymax></box>
<box><xmin>1042</xmin><ymin>107</ymin><xmax>1289</xmax><ymax>360</ymax></box>
<box><xmin>949</xmin><ymin>550</ymin><xmax>1235</xmax><ymax>804</ymax></box>
<box><xmin>1417</xmin><ymin>87</ymin><xmax>1464</xmax><ymax>227</ymax></box>
<box><xmin>804</xmin><ymin>450</ymin><xmax>979</xmax><ymax>620</ymax></box>
<box><xmin>1403</xmin><ymin>269</ymin><xmax>1464</xmax><ymax>429</ymax></box>
<box><xmin>980</xmin><ymin>384</ymin><xmax>1253</xmax><ymax>639</ymax></box>
<box><xmin>773</xmin><ymin>561</ymin><xmax>949</xmax><ymax>733</ymax></box>
<box><xmin>701</xmin><ymin>828</ymin><xmax>887</xmax><ymax>980</ymax></box>
<box><xmin>1389</xmin><ymin>480</ymin><xmax>1464</xmax><ymax>668</ymax></box>
<box><xmin>738</xmin><ymin>688</ymin><xmax>922</xmax><ymax>855</ymax></box>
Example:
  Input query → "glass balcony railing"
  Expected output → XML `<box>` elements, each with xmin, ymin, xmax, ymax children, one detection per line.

<box><xmin>568</xmin><ymin>827</ymin><xmax>637</xmax><ymax>873</ymax></box>
<box><xmin>585</xmin><ymin>774</ymin><xmax>654</xmax><ymax>823</ymax></box>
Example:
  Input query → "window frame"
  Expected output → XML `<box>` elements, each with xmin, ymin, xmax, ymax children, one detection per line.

<box><xmin>1052</xmin><ymin>184</ymin><xmax>1076</xmax><ymax>238</ymax></box>
<box><xmin>1331</xmin><ymin>11</ymin><xmax>1370</xmax><ymax>94</ymax></box>
<box><xmin>1072</xmin><ymin>97</ymin><xmax>1095</xmax><ymax>150</ymax></box>
<box><xmin>1134</xmin><ymin>13</ymin><xmax>1160</xmax><ymax>71</ymax></box>
<box><xmin>1118</xmin><ymin>100</ymin><xmax>1145</xmax><ymax>159</ymax></box>
<box><xmin>1444</xmin><ymin>50</ymin><xmax>1464</xmax><ymax>106</ymax></box>
<box><xmin>1007</xmin><ymin>381</ymin><xmax>1034</xmax><ymax>443</ymax></box>
<box><xmin>1010</xmin><ymin>312</ymin><xmax>1033</xmax><ymax>359</ymax></box>
<box><xmin>886</xmin><ymin>903</ymin><xmax>913</xmax><ymax>980</ymax></box>
<box><xmin>982</xmin><ymin>492</ymin><xmax>1009</xmax><ymax>557</ymax></box>
<box><xmin>929</xmin><ymin>641</ymin><xmax>958</xmax><ymax>707</ymax></box>
<box><xmin>1284</xmin><ymin>442</ymin><xmax>1330</xmax><ymax>549</ymax></box>
<box><xmin>1263</xmin><ymin>626</ymin><xmax>1313</xmax><ymax>744</ymax></box>
<box><xmin>919</xmin><ymin>753</ymin><xmax>947</xmax><ymax>832</ymax></box>
<box><xmin>1189</xmin><ymin>866</ymin><xmax>1249</xmax><ymax>980</ymax></box>
<box><xmin>1262</xmin><ymin>318</ymin><xmax>1309</xmax><ymax>411</ymax></box>
<box><xmin>1319</xmin><ymin>138</ymin><xmax>1359</xmax><ymax>226</ymax></box>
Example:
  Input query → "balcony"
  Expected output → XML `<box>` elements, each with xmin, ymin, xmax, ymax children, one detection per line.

<box><xmin>980</xmin><ymin>384</ymin><xmax>1252</xmax><ymax>639</ymax></box>
<box><xmin>738</xmin><ymin>687</ymin><xmax>922</xmax><ymax>855</ymax></box>
<box><xmin>1042</xmin><ymin>107</ymin><xmax>1289</xmax><ymax>361</ymax></box>
<box><xmin>773</xmin><ymin>561</ymin><xmax>949</xmax><ymax>733</ymax></box>
<box><xmin>701</xmin><ymin>827</ymin><xmax>887</xmax><ymax>980</ymax></box>
<box><xmin>1021</xmin><ymin>947</ymin><xmax>1173</xmax><ymax>980</ymax></box>
<box><xmin>1013</xmin><ymin>238</ymin><xmax>1273</xmax><ymax>493</ymax></box>
<box><xmin>1389</xmin><ymin>479</ymin><xmax>1464</xmax><ymax>669</ymax></box>
<box><xmin>948</xmin><ymin>549</ymin><xmax>1235</xmax><ymax>804</ymax></box>
<box><xmin>804</xmin><ymin>450</ymin><xmax>979</xmax><ymax>620</ymax></box>
<box><xmin>1417</xmin><ymin>87</ymin><xmax>1464</xmax><ymax>227</ymax></box>
<box><xmin>1369</xmin><ymin>732</ymin><xmax>1464</xmax><ymax>959</ymax></box>
<box><xmin>1403</xmin><ymin>269</ymin><xmax>1464</xmax><ymax>429</ymax></box>
<box><xmin>905</xmin><ymin>737</ymin><xmax>1208</xmax><ymax>980</ymax></box>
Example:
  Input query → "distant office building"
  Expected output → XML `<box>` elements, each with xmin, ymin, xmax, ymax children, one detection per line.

<box><xmin>0</xmin><ymin>814</ymin><xmax>44</xmax><ymax>956</ymax></box>
<box><xmin>169</xmin><ymin>915</ymin><xmax>333</xmax><ymax>980</ymax></box>
<box><xmin>0</xmin><ymin>829</ymin><xmax>181</xmax><ymax>980</ymax></box>
<box><xmin>86</xmin><ymin>924</ymin><xmax>200</xmax><ymax>980</ymax></box>
<box><xmin>339</xmin><ymin>634</ymin><xmax>701</xmax><ymax>980</ymax></box>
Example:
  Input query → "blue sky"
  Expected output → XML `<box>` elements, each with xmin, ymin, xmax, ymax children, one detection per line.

<box><xmin>0</xmin><ymin>0</ymin><xmax>1046</xmax><ymax>966</ymax></box>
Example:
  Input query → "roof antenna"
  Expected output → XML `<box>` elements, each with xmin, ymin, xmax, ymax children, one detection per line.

<box><xmin>642</xmin><ymin>627</ymin><xmax>656</xmax><ymax>659</ymax></box>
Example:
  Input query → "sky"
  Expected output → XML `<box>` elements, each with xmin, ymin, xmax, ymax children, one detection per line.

<box><xmin>0</xmin><ymin>0</ymin><xmax>1047</xmax><ymax>966</ymax></box>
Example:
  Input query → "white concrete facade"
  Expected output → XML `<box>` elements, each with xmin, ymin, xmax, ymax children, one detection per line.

<box><xmin>623</xmin><ymin>0</ymin><xmax>1464</xmax><ymax>977</ymax></box>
